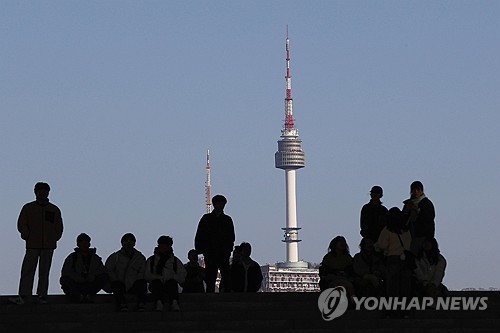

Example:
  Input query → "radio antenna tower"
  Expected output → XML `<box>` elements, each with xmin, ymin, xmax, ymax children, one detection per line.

<box><xmin>205</xmin><ymin>149</ymin><xmax>212</xmax><ymax>213</ymax></box>
<box><xmin>275</xmin><ymin>26</ymin><xmax>306</xmax><ymax>268</ymax></box>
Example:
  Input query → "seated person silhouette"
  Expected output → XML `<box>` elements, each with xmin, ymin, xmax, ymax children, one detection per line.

<box><xmin>60</xmin><ymin>233</ymin><xmax>108</xmax><ymax>303</ymax></box>
<box><xmin>230</xmin><ymin>242</ymin><xmax>263</xmax><ymax>292</ymax></box>
<box><xmin>105</xmin><ymin>233</ymin><xmax>147</xmax><ymax>312</ymax></box>
<box><xmin>145</xmin><ymin>236</ymin><xmax>187</xmax><ymax>312</ymax></box>
<box><xmin>319</xmin><ymin>236</ymin><xmax>356</xmax><ymax>301</ymax></box>
<box><xmin>182</xmin><ymin>249</ymin><xmax>206</xmax><ymax>293</ymax></box>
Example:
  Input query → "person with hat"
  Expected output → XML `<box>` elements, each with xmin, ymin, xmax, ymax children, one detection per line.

<box><xmin>145</xmin><ymin>236</ymin><xmax>186</xmax><ymax>312</ymax></box>
<box><xmin>360</xmin><ymin>185</ymin><xmax>389</xmax><ymax>243</ymax></box>
<box><xmin>10</xmin><ymin>182</ymin><xmax>64</xmax><ymax>305</ymax></box>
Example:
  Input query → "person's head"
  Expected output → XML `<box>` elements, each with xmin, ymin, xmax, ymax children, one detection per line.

<box><xmin>212</xmin><ymin>194</ymin><xmax>227</xmax><ymax>213</ymax></box>
<box><xmin>76</xmin><ymin>233</ymin><xmax>91</xmax><ymax>252</ymax></box>
<box><xmin>239</xmin><ymin>242</ymin><xmax>252</xmax><ymax>259</ymax></box>
<box><xmin>370</xmin><ymin>185</ymin><xmax>383</xmax><ymax>200</ymax></box>
<box><xmin>410</xmin><ymin>181</ymin><xmax>424</xmax><ymax>198</ymax></box>
<box><xmin>34</xmin><ymin>182</ymin><xmax>50</xmax><ymax>201</ymax></box>
<box><xmin>187</xmin><ymin>249</ymin><xmax>198</xmax><ymax>263</ymax></box>
<box><xmin>386</xmin><ymin>207</ymin><xmax>404</xmax><ymax>233</ymax></box>
<box><xmin>421</xmin><ymin>237</ymin><xmax>440</xmax><ymax>264</ymax></box>
<box><xmin>359</xmin><ymin>237</ymin><xmax>375</xmax><ymax>254</ymax></box>
<box><xmin>328</xmin><ymin>236</ymin><xmax>349</xmax><ymax>256</ymax></box>
<box><xmin>121</xmin><ymin>233</ymin><xmax>136</xmax><ymax>251</ymax></box>
<box><xmin>157</xmin><ymin>235</ymin><xmax>173</xmax><ymax>255</ymax></box>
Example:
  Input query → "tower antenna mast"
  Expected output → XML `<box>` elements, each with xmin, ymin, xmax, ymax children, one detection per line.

<box><xmin>206</xmin><ymin>149</ymin><xmax>212</xmax><ymax>213</ymax></box>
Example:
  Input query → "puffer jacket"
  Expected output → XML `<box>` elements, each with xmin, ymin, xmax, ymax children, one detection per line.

<box><xmin>105</xmin><ymin>248</ymin><xmax>146</xmax><ymax>290</ymax></box>
<box><xmin>145</xmin><ymin>250</ymin><xmax>187</xmax><ymax>284</ymax></box>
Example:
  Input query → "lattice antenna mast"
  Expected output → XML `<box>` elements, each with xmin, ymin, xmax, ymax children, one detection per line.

<box><xmin>283</xmin><ymin>25</ymin><xmax>298</xmax><ymax>137</ymax></box>
<box><xmin>205</xmin><ymin>149</ymin><xmax>212</xmax><ymax>213</ymax></box>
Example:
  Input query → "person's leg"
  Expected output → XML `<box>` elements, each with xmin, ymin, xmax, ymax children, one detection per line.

<box><xmin>148</xmin><ymin>279</ymin><xmax>164</xmax><ymax>302</ymax></box>
<box><xmin>36</xmin><ymin>249</ymin><xmax>54</xmax><ymax>298</ymax></box>
<box><xmin>111</xmin><ymin>281</ymin><xmax>127</xmax><ymax>308</ymax></box>
<box><xmin>19</xmin><ymin>249</ymin><xmax>40</xmax><ymax>298</ymax></box>
<box><xmin>217</xmin><ymin>254</ymin><xmax>231</xmax><ymax>292</ymax></box>
<box><xmin>164</xmin><ymin>279</ymin><xmax>179</xmax><ymax>303</ymax></box>
<box><xmin>84</xmin><ymin>273</ymin><xmax>109</xmax><ymax>297</ymax></box>
<box><xmin>204</xmin><ymin>256</ymin><xmax>218</xmax><ymax>293</ymax></box>
<box><xmin>60</xmin><ymin>276</ymin><xmax>84</xmax><ymax>302</ymax></box>
<box><xmin>129</xmin><ymin>279</ymin><xmax>147</xmax><ymax>309</ymax></box>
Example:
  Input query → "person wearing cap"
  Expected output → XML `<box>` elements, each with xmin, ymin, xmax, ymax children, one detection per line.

<box><xmin>195</xmin><ymin>194</ymin><xmax>235</xmax><ymax>293</ymax></box>
<box><xmin>60</xmin><ymin>233</ymin><xmax>108</xmax><ymax>303</ymax></box>
<box><xmin>402</xmin><ymin>181</ymin><xmax>435</xmax><ymax>254</ymax></box>
<box><xmin>145</xmin><ymin>236</ymin><xmax>186</xmax><ymax>312</ymax></box>
<box><xmin>360</xmin><ymin>186</ymin><xmax>388</xmax><ymax>243</ymax></box>
<box><xmin>10</xmin><ymin>182</ymin><xmax>64</xmax><ymax>305</ymax></box>
<box><xmin>105</xmin><ymin>233</ymin><xmax>147</xmax><ymax>312</ymax></box>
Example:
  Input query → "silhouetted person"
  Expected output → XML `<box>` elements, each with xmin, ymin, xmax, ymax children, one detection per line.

<box><xmin>182</xmin><ymin>249</ymin><xmax>206</xmax><ymax>293</ymax></box>
<box><xmin>105</xmin><ymin>233</ymin><xmax>147</xmax><ymax>312</ymax></box>
<box><xmin>319</xmin><ymin>236</ymin><xmax>356</xmax><ymax>301</ymax></box>
<box><xmin>10</xmin><ymin>182</ymin><xmax>64</xmax><ymax>305</ymax></box>
<box><xmin>360</xmin><ymin>185</ymin><xmax>388</xmax><ymax>243</ymax></box>
<box><xmin>60</xmin><ymin>233</ymin><xmax>108</xmax><ymax>303</ymax></box>
<box><xmin>230</xmin><ymin>242</ymin><xmax>263</xmax><ymax>292</ymax></box>
<box><xmin>414</xmin><ymin>237</ymin><xmax>447</xmax><ymax>298</ymax></box>
<box><xmin>375</xmin><ymin>207</ymin><xmax>412</xmax><ymax>318</ymax></box>
<box><xmin>403</xmin><ymin>181</ymin><xmax>435</xmax><ymax>254</ymax></box>
<box><xmin>195</xmin><ymin>194</ymin><xmax>235</xmax><ymax>293</ymax></box>
<box><xmin>353</xmin><ymin>237</ymin><xmax>386</xmax><ymax>297</ymax></box>
<box><xmin>145</xmin><ymin>236</ymin><xmax>186</xmax><ymax>312</ymax></box>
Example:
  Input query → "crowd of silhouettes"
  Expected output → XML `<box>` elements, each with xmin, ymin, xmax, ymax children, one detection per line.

<box><xmin>9</xmin><ymin>186</ymin><xmax>263</xmax><ymax>311</ymax></box>
<box><xmin>9</xmin><ymin>181</ymin><xmax>447</xmax><ymax>314</ymax></box>
<box><xmin>319</xmin><ymin>181</ymin><xmax>447</xmax><ymax>318</ymax></box>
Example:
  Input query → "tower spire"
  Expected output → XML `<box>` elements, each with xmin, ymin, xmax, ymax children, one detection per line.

<box><xmin>205</xmin><ymin>149</ymin><xmax>212</xmax><ymax>213</ymax></box>
<box><xmin>284</xmin><ymin>25</ymin><xmax>296</xmax><ymax>133</ymax></box>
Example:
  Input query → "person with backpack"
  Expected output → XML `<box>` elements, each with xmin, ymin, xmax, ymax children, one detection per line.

<box><xmin>145</xmin><ymin>236</ymin><xmax>187</xmax><ymax>312</ymax></box>
<box><xmin>60</xmin><ymin>233</ymin><xmax>108</xmax><ymax>302</ymax></box>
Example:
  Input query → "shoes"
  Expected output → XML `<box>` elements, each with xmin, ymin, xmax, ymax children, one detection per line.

<box><xmin>8</xmin><ymin>296</ymin><xmax>25</xmax><ymax>305</ymax></box>
<box><xmin>38</xmin><ymin>296</ymin><xmax>48</xmax><ymax>304</ymax></box>
<box><xmin>155</xmin><ymin>300</ymin><xmax>163</xmax><ymax>312</ymax></box>
<box><xmin>119</xmin><ymin>303</ymin><xmax>128</xmax><ymax>312</ymax></box>
<box><xmin>137</xmin><ymin>302</ymin><xmax>146</xmax><ymax>312</ymax></box>
<box><xmin>170</xmin><ymin>300</ymin><xmax>180</xmax><ymax>312</ymax></box>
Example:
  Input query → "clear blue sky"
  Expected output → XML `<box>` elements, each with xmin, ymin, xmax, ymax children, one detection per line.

<box><xmin>1</xmin><ymin>1</ymin><xmax>499</xmax><ymax>294</ymax></box>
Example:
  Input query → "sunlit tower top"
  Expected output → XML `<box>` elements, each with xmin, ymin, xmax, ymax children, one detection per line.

<box><xmin>205</xmin><ymin>149</ymin><xmax>212</xmax><ymax>213</ymax></box>
<box><xmin>275</xmin><ymin>27</ymin><xmax>306</xmax><ymax>267</ymax></box>
<box><xmin>275</xmin><ymin>27</ymin><xmax>305</xmax><ymax>169</ymax></box>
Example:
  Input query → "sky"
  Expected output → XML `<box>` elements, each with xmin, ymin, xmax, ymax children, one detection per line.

<box><xmin>1</xmin><ymin>1</ymin><xmax>499</xmax><ymax>294</ymax></box>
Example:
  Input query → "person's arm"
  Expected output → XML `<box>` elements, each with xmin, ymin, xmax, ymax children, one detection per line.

<box><xmin>17</xmin><ymin>205</ymin><xmax>30</xmax><ymax>240</ymax></box>
<box><xmin>61</xmin><ymin>253</ymin><xmax>85</xmax><ymax>283</ymax></box>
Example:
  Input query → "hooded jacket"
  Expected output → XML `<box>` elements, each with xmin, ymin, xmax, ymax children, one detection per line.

<box><xmin>61</xmin><ymin>248</ymin><xmax>106</xmax><ymax>283</ymax></box>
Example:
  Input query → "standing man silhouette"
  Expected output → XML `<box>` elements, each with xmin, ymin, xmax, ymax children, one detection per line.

<box><xmin>10</xmin><ymin>182</ymin><xmax>64</xmax><ymax>305</ymax></box>
<box><xmin>195</xmin><ymin>195</ymin><xmax>235</xmax><ymax>293</ymax></box>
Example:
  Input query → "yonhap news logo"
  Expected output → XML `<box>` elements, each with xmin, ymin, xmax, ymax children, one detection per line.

<box><xmin>318</xmin><ymin>288</ymin><xmax>488</xmax><ymax>320</ymax></box>
<box><xmin>317</xmin><ymin>286</ymin><xmax>349</xmax><ymax>321</ymax></box>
